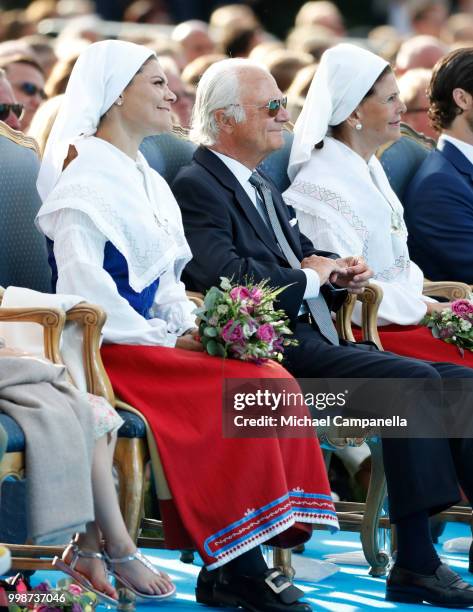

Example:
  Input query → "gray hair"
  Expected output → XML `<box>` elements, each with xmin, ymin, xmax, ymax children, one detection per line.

<box><xmin>190</xmin><ymin>57</ymin><xmax>270</xmax><ymax>146</ymax></box>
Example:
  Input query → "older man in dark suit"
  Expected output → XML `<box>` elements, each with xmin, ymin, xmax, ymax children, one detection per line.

<box><xmin>173</xmin><ymin>57</ymin><xmax>473</xmax><ymax>610</ymax></box>
<box><xmin>405</xmin><ymin>47</ymin><xmax>473</xmax><ymax>284</ymax></box>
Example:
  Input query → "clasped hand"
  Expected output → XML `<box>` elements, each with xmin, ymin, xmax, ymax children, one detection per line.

<box><xmin>175</xmin><ymin>327</ymin><xmax>204</xmax><ymax>352</ymax></box>
<box><xmin>301</xmin><ymin>255</ymin><xmax>372</xmax><ymax>294</ymax></box>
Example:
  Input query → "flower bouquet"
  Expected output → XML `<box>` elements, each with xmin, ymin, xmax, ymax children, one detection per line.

<box><xmin>422</xmin><ymin>299</ymin><xmax>473</xmax><ymax>356</ymax></box>
<box><xmin>0</xmin><ymin>574</ymin><xmax>98</xmax><ymax>612</ymax></box>
<box><xmin>195</xmin><ymin>277</ymin><xmax>297</xmax><ymax>364</ymax></box>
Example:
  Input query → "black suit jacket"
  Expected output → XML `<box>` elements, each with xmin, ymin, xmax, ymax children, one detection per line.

<box><xmin>172</xmin><ymin>146</ymin><xmax>346</xmax><ymax>326</ymax></box>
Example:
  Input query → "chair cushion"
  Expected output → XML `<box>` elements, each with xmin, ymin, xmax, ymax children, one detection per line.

<box><xmin>117</xmin><ymin>409</ymin><xmax>146</xmax><ymax>438</ymax></box>
<box><xmin>0</xmin><ymin>131</ymin><xmax>52</xmax><ymax>292</ymax></box>
<box><xmin>0</xmin><ymin>410</ymin><xmax>146</xmax><ymax>449</ymax></box>
<box><xmin>0</xmin><ymin>413</ymin><xmax>24</xmax><ymax>453</ymax></box>
<box><xmin>141</xmin><ymin>133</ymin><xmax>197</xmax><ymax>184</ymax></box>
<box><xmin>379</xmin><ymin>134</ymin><xmax>432</xmax><ymax>201</ymax></box>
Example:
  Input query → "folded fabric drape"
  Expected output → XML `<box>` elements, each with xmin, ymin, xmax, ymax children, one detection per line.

<box><xmin>0</xmin><ymin>356</ymin><xmax>95</xmax><ymax>544</ymax></box>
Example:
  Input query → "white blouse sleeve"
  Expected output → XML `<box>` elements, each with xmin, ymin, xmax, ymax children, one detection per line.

<box><xmin>51</xmin><ymin>208</ymin><xmax>185</xmax><ymax>346</ymax></box>
<box><xmin>295</xmin><ymin>209</ymin><xmax>358</xmax><ymax>258</ymax></box>
<box><xmin>295</xmin><ymin>209</ymin><xmax>431</xmax><ymax>326</ymax></box>
<box><xmin>150</xmin><ymin>263</ymin><xmax>197</xmax><ymax>335</ymax></box>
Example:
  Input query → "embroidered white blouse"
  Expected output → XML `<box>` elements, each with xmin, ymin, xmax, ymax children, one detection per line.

<box><xmin>283</xmin><ymin>137</ymin><xmax>433</xmax><ymax>326</ymax></box>
<box><xmin>37</xmin><ymin>137</ymin><xmax>196</xmax><ymax>346</ymax></box>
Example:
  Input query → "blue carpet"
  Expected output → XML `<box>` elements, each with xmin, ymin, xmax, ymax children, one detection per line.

<box><xmin>28</xmin><ymin>522</ymin><xmax>471</xmax><ymax>611</ymax></box>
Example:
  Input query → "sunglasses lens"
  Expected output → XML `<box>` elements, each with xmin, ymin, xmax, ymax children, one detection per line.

<box><xmin>12</xmin><ymin>104</ymin><xmax>24</xmax><ymax>119</ymax></box>
<box><xmin>267</xmin><ymin>98</ymin><xmax>287</xmax><ymax>116</ymax></box>
<box><xmin>267</xmin><ymin>100</ymin><xmax>279</xmax><ymax>116</ymax></box>
<box><xmin>0</xmin><ymin>104</ymin><xmax>23</xmax><ymax>121</ymax></box>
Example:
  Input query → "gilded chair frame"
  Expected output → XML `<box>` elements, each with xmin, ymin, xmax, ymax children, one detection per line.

<box><xmin>0</xmin><ymin>288</ymin><xmax>66</xmax><ymax>569</ymax></box>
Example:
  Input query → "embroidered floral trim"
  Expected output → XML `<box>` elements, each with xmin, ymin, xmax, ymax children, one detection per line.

<box><xmin>374</xmin><ymin>256</ymin><xmax>410</xmax><ymax>282</ymax></box>
<box><xmin>288</xmin><ymin>180</ymin><xmax>370</xmax><ymax>259</ymax></box>
<box><xmin>204</xmin><ymin>490</ymin><xmax>338</xmax><ymax>563</ymax></box>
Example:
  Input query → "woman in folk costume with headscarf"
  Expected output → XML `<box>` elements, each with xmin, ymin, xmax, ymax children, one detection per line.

<box><xmin>36</xmin><ymin>40</ymin><xmax>339</xmax><ymax>612</ymax></box>
<box><xmin>283</xmin><ymin>43</ymin><xmax>473</xmax><ymax>366</ymax></box>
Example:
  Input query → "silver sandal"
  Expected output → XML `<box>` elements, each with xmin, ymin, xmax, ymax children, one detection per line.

<box><xmin>53</xmin><ymin>538</ymin><xmax>117</xmax><ymax>606</ymax></box>
<box><xmin>104</xmin><ymin>549</ymin><xmax>176</xmax><ymax>601</ymax></box>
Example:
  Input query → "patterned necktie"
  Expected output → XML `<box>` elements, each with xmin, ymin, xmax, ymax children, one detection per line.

<box><xmin>249</xmin><ymin>171</ymin><xmax>339</xmax><ymax>345</ymax></box>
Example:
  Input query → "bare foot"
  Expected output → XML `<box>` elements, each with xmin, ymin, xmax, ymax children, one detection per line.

<box><xmin>105</xmin><ymin>544</ymin><xmax>174</xmax><ymax>596</ymax></box>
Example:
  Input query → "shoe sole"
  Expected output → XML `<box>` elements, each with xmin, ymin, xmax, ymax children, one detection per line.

<box><xmin>195</xmin><ymin>586</ymin><xmax>230</xmax><ymax>607</ymax></box>
<box><xmin>52</xmin><ymin>556</ymin><xmax>118</xmax><ymax>607</ymax></box>
<box><xmin>386</xmin><ymin>585</ymin><xmax>473</xmax><ymax>608</ymax></box>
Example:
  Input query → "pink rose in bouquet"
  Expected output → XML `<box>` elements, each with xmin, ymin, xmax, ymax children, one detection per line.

<box><xmin>221</xmin><ymin>320</ymin><xmax>245</xmax><ymax>343</ymax></box>
<box><xmin>423</xmin><ymin>297</ymin><xmax>473</xmax><ymax>356</ymax></box>
<box><xmin>451</xmin><ymin>299</ymin><xmax>473</xmax><ymax>319</ymax></box>
<box><xmin>249</xmin><ymin>287</ymin><xmax>264</xmax><ymax>303</ymax></box>
<box><xmin>195</xmin><ymin>277</ymin><xmax>297</xmax><ymax>362</ymax></box>
<box><xmin>229</xmin><ymin>286</ymin><xmax>251</xmax><ymax>301</ymax></box>
<box><xmin>256</xmin><ymin>323</ymin><xmax>275</xmax><ymax>342</ymax></box>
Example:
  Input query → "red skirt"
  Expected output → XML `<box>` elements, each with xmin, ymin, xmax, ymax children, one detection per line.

<box><xmin>101</xmin><ymin>345</ymin><xmax>338</xmax><ymax>569</ymax></box>
<box><xmin>354</xmin><ymin>325</ymin><xmax>473</xmax><ymax>366</ymax></box>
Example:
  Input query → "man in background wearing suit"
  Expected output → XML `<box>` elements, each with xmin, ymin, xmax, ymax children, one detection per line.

<box><xmin>405</xmin><ymin>48</ymin><xmax>473</xmax><ymax>284</ymax></box>
<box><xmin>173</xmin><ymin>58</ymin><xmax>473</xmax><ymax>610</ymax></box>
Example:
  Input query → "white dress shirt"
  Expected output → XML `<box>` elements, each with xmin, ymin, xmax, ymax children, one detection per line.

<box><xmin>440</xmin><ymin>134</ymin><xmax>473</xmax><ymax>166</ymax></box>
<box><xmin>211</xmin><ymin>149</ymin><xmax>321</xmax><ymax>300</ymax></box>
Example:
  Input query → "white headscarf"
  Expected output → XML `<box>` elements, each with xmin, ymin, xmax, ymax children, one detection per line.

<box><xmin>288</xmin><ymin>43</ymin><xmax>388</xmax><ymax>181</ymax></box>
<box><xmin>36</xmin><ymin>40</ymin><xmax>193</xmax><ymax>293</ymax></box>
<box><xmin>37</xmin><ymin>39</ymin><xmax>154</xmax><ymax>200</ymax></box>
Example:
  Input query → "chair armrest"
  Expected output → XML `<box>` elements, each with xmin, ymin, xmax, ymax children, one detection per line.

<box><xmin>423</xmin><ymin>280</ymin><xmax>471</xmax><ymax>301</ymax></box>
<box><xmin>360</xmin><ymin>284</ymin><xmax>384</xmax><ymax>350</ymax></box>
<box><xmin>186</xmin><ymin>290</ymin><xmax>204</xmax><ymax>307</ymax></box>
<box><xmin>66</xmin><ymin>303</ymin><xmax>115</xmax><ymax>403</ymax></box>
<box><xmin>336</xmin><ymin>284</ymin><xmax>384</xmax><ymax>350</ymax></box>
<box><xmin>336</xmin><ymin>293</ymin><xmax>357</xmax><ymax>342</ymax></box>
<box><xmin>0</xmin><ymin>307</ymin><xmax>65</xmax><ymax>363</ymax></box>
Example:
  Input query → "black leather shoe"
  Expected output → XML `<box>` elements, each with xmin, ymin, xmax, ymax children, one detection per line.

<box><xmin>386</xmin><ymin>563</ymin><xmax>473</xmax><ymax>607</ymax></box>
<box><xmin>196</xmin><ymin>567</ymin><xmax>311</xmax><ymax>612</ymax></box>
<box><xmin>195</xmin><ymin>567</ymin><xmax>221</xmax><ymax>606</ymax></box>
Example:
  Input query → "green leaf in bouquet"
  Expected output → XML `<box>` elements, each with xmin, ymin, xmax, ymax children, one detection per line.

<box><xmin>206</xmin><ymin>339</ymin><xmax>226</xmax><ymax>357</ymax></box>
<box><xmin>204</xmin><ymin>326</ymin><xmax>218</xmax><ymax>338</ymax></box>
<box><xmin>431</xmin><ymin>326</ymin><xmax>441</xmax><ymax>339</ymax></box>
<box><xmin>204</xmin><ymin>287</ymin><xmax>223</xmax><ymax>310</ymax></box>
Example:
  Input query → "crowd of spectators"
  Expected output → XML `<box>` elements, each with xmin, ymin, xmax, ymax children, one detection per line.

<box><xmin>0</xmin><ymin>0</ymin><xmax>472</xmax><ymax>140</ymax></box>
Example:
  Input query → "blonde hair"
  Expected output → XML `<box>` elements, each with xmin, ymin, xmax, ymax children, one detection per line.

<box><xmin>27</xmin><ymin>94</ymin><xmax>63</xmax><ymax>157</ymax></box>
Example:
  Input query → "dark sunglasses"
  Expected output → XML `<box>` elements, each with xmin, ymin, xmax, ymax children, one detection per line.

<box><xmin>231</xmin><ymin>96</ymin><xmax>288</xmax><ymax>118</ymax></box>
<box><xmin>0</xmin><ymin>103</ymin><xmax>25</xmax><ymax>122</ymax></box>
<box><xmin>261</xmin><ymin>96</ymin><xmax>288</xmax><ymax>117</ymax></box>
<box><xmin>16</xmin><ymin>82</ymin><xmax>47</xmax><ymax>100</ymax></box>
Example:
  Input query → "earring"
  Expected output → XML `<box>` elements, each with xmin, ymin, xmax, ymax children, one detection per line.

<box><xmin>116</xmin><ymin>98</ymin><xmax>123</xmax><ymax>107</ymax></box>
<box><xmin>355</xmin><ymin>122</ymin><xmax>363</xmax><ymax>131</ymax></box>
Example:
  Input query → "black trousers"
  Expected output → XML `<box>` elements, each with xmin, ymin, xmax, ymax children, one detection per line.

<box><xmin>283</xmin><ymin>322</ymin><xmax>473</xmax><ymax>523</ymax></box>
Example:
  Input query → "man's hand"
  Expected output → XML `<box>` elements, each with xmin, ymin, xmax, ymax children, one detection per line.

<box><xmin>301</xmin><ymin>255</ymin><xmax>348</xmax><ymax>286</ymax></box>
<box><xmin>175</xmin><ymin>329</ymin><xmax>204</xmax><ymax>352</ymax></box>
<box><xmin>332</xmin><ymin>256</ymin><xmax>373</xmax><ymax>294</ymax></box>
<box><xmin>426</xmin><ymin>301</ymin><xmax>452</xmax><ymax>315</ymax></box>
